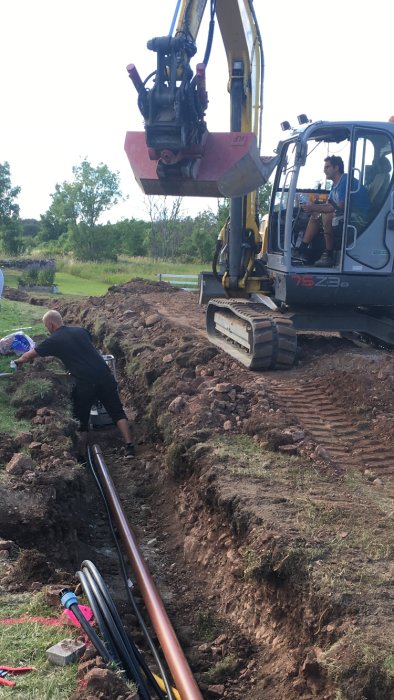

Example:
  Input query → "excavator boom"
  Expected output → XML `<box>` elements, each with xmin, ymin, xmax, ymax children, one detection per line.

<box><xmin>125</xmin><ymin>0</ymin><xmax>267</xmax><ymax>198</ymax></box>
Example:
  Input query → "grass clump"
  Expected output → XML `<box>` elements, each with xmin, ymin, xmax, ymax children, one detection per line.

<box><xmin>11</xmin><ymin>378</ymin><xmax>54</xmax><ymax>409</ymax></box>
<box><xmin>0</xmin><ymin>379</ymin><xmax>31</xmax><ymax>434</ymax></box>
<box><xmin>320</xmin><ymin>632</ymin><xmax>394</xmax><ymax>699</ymax></box>
<box><xmin>203</xmin><ymin>655</ymin><xmax>239</xmax><ymax>683</ymax></box>
<box><xmin>195</xmin><ymin>612</ymin><xmax>220</xmax><ymax>643</ymax></box>
<box><xmin>212</xmin><ymin>434</ymin><xmax>296</xmax><ymax>480</ymax></box>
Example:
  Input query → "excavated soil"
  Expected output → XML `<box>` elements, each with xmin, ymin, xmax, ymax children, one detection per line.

<box><xmin>1</xmin><ymin>278</ymin><xmax>394</xmax><ymax>700</ymax></box>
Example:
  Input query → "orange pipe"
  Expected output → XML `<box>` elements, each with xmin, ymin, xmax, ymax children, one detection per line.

<box><xmin>92</xmin><ymin>444</ymin><xmax>203</xmax><ymax>700</ymax></box>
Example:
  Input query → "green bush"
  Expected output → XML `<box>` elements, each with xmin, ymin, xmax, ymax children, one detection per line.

<box><xmin>18</xmin><ymin>266</ymin><xmax>38</xmax><ymax>286</ymax></box>
<box><xmin>18</xmin><ymin>264</ymin><xmax>55</xmax><ymax>287</ymax></box>
<box><xmin>37</xmin><ymin>267</ymin><xmax>55</xmax><ymax>286</ymax></box>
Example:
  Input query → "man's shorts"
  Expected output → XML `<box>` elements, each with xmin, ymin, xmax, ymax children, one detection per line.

<box><xmin>72</xmin><ymin>373</ymin><xmax>127</xmax><ymax>432</ymax></box>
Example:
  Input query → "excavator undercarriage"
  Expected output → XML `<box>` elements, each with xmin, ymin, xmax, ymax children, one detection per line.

<box><xmin>206</xmin><ymin>298</ymin><xmax>297</xmax><ymax>370</ymax></box>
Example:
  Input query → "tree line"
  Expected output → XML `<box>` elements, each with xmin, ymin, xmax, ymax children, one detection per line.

<box><xmin>0</xmin><ymin>160</ymin><xmax>271</xmax><ymax>263</ymax></box>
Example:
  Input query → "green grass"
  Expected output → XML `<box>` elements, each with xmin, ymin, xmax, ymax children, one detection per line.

<box><xmin>3</xmin><ymin>257</ymin><xmax>203</xmax><ymax>298</ymax></box>
<box><xmin>54</xmin><ymin>271</ymin><xmax>109</xmax><ymax>296</ymax></box>
<box><xmin>0</xmin><ymin>378</ymin><xmax>31</xmax><ymax>434</ymax></box>
<box><xmin>0</xmin><ymin>299</ymin><xmax>49</xmax><ymax>429</ymax></box>
<box><xmin>55</xmin><ymin>256</ymin><xmax>203</xmax><ymax>285</ymax></box>
<box><xmin>0</xmin><ymin>593</ymin><xmax>77</xmax><ymax>699</ymax></box>
<box><xmin>2</xmin><ymin>270</ymin><xmax>21</xmax><ymax>288</ymax></box>
<box><xmin>0</xmin><ymin>299</ymin><xmax>47</xmax><ymax>337</ymax></box>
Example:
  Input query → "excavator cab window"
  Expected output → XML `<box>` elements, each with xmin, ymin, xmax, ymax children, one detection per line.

<box><xmin>267</xmin><ymin>133</ymin><xmax>347</xmax><ymax>260</ymax></box>
<box><xmin>267</xmin><ymin>124</ymin><xmax>394</xmax><ymax>274</ymax></box>
<box><xmin>345</xmin><ymin>129</ymin><xmax>394</xmax><ymax>270</ymax></box>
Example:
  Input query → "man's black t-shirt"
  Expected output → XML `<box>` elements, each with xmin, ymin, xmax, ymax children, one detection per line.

<box><xmin>36</xmin><ymin>325</ymin><xmax>111</xmax><ymax>382</ymax></box>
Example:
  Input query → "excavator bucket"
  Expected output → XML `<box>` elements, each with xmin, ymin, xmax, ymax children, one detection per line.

<box><xmin>125</xmin><ymin>131</ymin><xmax>275</xmax><ymax>198</ymax></box>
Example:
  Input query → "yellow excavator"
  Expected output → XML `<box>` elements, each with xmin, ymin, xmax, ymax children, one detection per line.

<box><xmin>125</xmin><ymin>0</ymin><xmax>394</xmax><ymax>370</ymax></box>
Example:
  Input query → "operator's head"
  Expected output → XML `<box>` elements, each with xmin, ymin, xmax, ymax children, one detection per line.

<box><xmin>42</xmin><ymin>310</ymin><xmax>63</xmax><ymax>334</ymax></box>
<box><xmin>324</xmin><ymin>155</ymin><xmax>344</xmax><ymax>175</ymax></box>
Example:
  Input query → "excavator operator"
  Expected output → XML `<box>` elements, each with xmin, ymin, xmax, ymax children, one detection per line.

<box><xmin>294</xmin><ymin>156</ymin><xmax>370</xmax><ymax>267</ymax></box>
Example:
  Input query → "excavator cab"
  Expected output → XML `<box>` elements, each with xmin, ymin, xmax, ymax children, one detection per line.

<box><xmin>266</xmin><ymin>121</ymin><xmax>394</xmax><ymax>307</ymax></box>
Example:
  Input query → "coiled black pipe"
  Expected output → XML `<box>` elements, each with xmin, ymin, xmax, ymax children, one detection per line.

<box><xmin>76</xmin><ymin>561</ymin><xmax>154</xmax><ymax>700</ymax></box>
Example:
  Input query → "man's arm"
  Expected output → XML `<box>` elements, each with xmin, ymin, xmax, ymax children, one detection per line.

<box><xmin>14</xmin><ymin>349</ymin><xmax>39</xmax><ymax>366</ymax></box>
<box><xmin>303</xmin><ymin>201</ymin><xmax>336</xmax><ymax>214</ymax></box>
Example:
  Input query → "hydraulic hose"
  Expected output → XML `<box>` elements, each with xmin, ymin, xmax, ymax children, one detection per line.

<box><xmin>86</xmin><ymin>446</ymin><xmax>175</xmax><ymax>700</ymax></box>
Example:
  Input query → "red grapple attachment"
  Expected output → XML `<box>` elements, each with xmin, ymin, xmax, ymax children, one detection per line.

<box><xmin>124</xmin><ymin>130</ymin><xmax>268</xmax><ymax>198</ymax></box>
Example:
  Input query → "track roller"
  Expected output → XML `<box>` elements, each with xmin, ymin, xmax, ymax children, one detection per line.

<box><xmin>206</xmin><ymin>299</ymin><xmax>297</xmax><ymax>370</ymax></box>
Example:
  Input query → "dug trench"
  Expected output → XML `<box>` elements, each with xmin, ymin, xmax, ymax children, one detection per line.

<box><xmin>1</xmin><ymin>279</ymin><xmax>393</xmax><ymax>699</ymax></box>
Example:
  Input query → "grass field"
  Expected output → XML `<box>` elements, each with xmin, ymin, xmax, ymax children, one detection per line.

<box><xmin>54</xmin><ymin>271</ymin><xmax>109</xmax><ymax>296</ymax></box>
<box><xmin>0</xmin><ymin>299</ymin><xmax>47</xmax><ymax>337</ymax></box>
<box><xmin>2</xmin><ymin>257</ymin><xmax>203</xmax><ymax>297</ymax></box>
<box><xmin>55</xmin><ymin>256</ymin><xmax>203</xmax><ymax>282</ymax></box>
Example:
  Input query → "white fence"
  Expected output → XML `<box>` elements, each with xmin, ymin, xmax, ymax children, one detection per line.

<box><xmin>157</xmin><ymin>273</ymin><xmax>199</xmax><ymax>290</ymax></box>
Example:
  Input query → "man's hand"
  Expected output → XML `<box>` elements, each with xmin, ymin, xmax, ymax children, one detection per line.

<box><xmin>14</xmin><ymin>349</ymin><xmax>38</xmax><ymax>366</ymax></box>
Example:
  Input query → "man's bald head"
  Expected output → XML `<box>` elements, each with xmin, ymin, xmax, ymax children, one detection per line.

<box><xmin>42</xmin><ymin>310</ymin><xmax>64</xmax><ymax>333</ymax></box>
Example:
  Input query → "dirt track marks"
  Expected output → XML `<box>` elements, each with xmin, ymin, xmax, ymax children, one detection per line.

<box><xmin>269</xmin><ymin>377</ymin><xmax>394</xmax><ymax>487</ymax></box>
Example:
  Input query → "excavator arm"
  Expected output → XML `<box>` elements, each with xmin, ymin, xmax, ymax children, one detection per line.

<box><xmin>125</xmin><ymin>0</ymin><xmax>272</xmax><ymax>200</ymax></box>
<box><xmin>125</xmin><ymin>1</ymin><xmax>296</xmax><ymax>370</ymax></box>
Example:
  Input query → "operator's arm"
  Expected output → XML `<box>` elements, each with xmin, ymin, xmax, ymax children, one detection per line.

<box><xmin>14</xmin><ymin>349</ymin><xmax>39</xmax><ymax>366</ymax></box>
<box><xmin>302</xmin><ymin>201</ymin><xmax>337</xmax><ymax>214</ymax></box>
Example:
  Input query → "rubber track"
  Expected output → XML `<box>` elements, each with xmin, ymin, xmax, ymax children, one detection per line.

<box><xmin>206</xmin><ymin>299</ymin><xmax>297</xmax><ymax>370</ymax></box>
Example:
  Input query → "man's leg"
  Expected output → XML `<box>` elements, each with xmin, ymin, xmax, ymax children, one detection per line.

<box><xmin>97</xmin><ymin>375</ymin><xmax>134</xmax><ymax>452</ymax></box>
<box><xmin>303</xmin><ymin>215</ymin><xmax>321</xmax><ymax>245</ymax></box>
<box><xmin>314</xmin><ymin>214</ymin><xmax>335</xmax><ymax>267</ymax></box>
<box><xmin>116</xmin><ymin>417</ymin><xmax>133</xmax><ymax>444</ymax></box>
<box><xmin>293</xmin><ymin>215</ymin><xmax>321</xmax><ymax>261</ymax></box>
<box><xmin>72</xmin><ymin>382</ymin><xmax>95</xmax><ymax>461</ymax></box>
<box><xmin>322</xmin><ymin>213</ymin><xmax>334</xmax><ymax>251</ymax></box>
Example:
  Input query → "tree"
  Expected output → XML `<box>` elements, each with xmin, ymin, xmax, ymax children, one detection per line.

<box><xmin>112</xmin><ymin>219</ymin><xmax>149</xmax><ymax>257</ymax></box>
<box><xmin>42</xmin><ymin>160</ymin><xmax>123</xmax><ymax>260</ymax></box>
<box><xmin>1</xmin><ymin>217</ymin><xmax>24</xmax><ymax>255</ymax></box>
<box><xmin>0</xmin><ymin>162</ymin><xmax>20</xmax><ymax>221</ymax></box>
<box><xmin>144</xmin><ymin>195</ymin><xmax>184</xmax><ymax>260</ymax></box>
<box><xmin>258</xmin><ymin>181</ymin><xmax>272</xmax><ymax>215</ymax></box>
<box><xmin>181</xmin><ymin>211</ymin><xmax>218</xmax><ymax>263</ymax></box>
<box><xmin>46</xmin><ymin>160</ymin><xmax>123</xmax><ymax>230</ymax></box>
<box><xmin>68</xmin><ymin>222</ymin><xmax>118</xmax><ymax>262</ymax></box>
<box><xmin>21</xmin><ymin>219</ymin><xmax>41</xmax><ymax>238</ymax></box>
<box><xmin>0</xmin><ymin>162</ymin><xmax>22</xmax><ymax>255</ymax></box>
<box><xmin>71</xmin><ymin>160</ymin><xmax>123</xmax><ymax>227</ymax></box>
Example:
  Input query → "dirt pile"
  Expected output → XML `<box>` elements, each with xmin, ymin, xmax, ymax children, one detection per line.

<box><xmin>0</xmin><ymin>363</ymin><xmax>103</xmax><ymax>584</ymax></box>
<box><xmin>1</xmin><ymin>279</ymin><xmax>393</xmax><ymax>699</ymax></box>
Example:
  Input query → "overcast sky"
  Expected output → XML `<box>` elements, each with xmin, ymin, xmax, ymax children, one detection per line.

<box><xmin>1</xmin><ymin>0</ymin><xmax>392</xmax><ymax>223</ymax></box>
